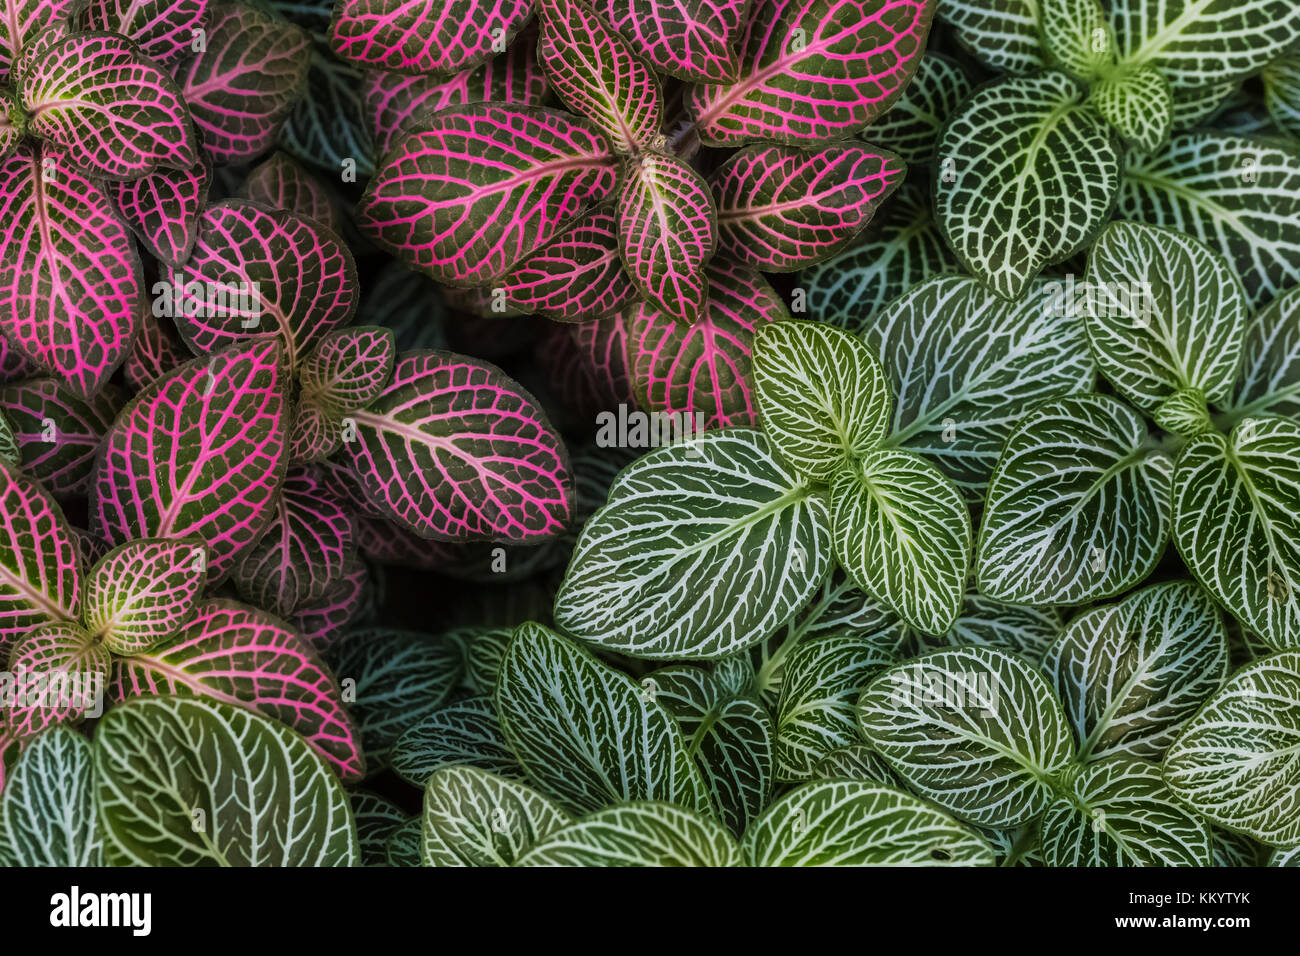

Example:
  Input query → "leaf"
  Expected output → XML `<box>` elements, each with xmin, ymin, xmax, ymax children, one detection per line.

<box><xmin>857</xmin><ymin>647</ymin><xmax>1077</xmax><ymax>826</ymax></box>
<box><xmin>391</xmin><ymin>696</ymin><xmax>521</xmax><ymax>787</ymax></box>
<box><xmin>518</xmin><ymin>801</ymin><xmax>741</xmax><ymax>866</ymax></box>
<box><xmin>1263</xmin><ymin>56</ymin><xmax>1300</xmax><ymax>138</ymax></box>
<box><xmin>863</xmin><ymin>276</ymin><xmax>1096</xmax><ymax>497</ymax></box>
<box><xmin>4</xmin><ymin>622</ymin><xmax>110</xmax><ymax>739</ymax></box>
<box><xmin>936</xmin><ymin>71</ymin><xmax>1122</xmax><ymax>300</ymax></box>
<box><xmin>289</xmin><ymin>554</ymin><xmax>369</xmax><ymax>653</ymax></box>
<box><xmin>1119</xmin><ymin>132</ymin><xmax>1300</xmax><ymax>308</ymax></box>
<box><xmin>686</xmin><ymin>0</ymin><xmax>936</xmax><ymax>147</ymax></box>
<box><xmin>83</xmin><ymin>0</ymin><xmax>207</xmax><ymax>64</ymax></box>
<box><xmin>175</xmin><ymin>3</ymin><xmax>312</xmax><ymax>164</ymax></box>
<box><xmin>536</xmin><ymin>0</ymin><xmax>662</xmax><ymax>153</ymax></box>
<box><xmin>112</xmin><ymin>599</ymin><xmax>364</xmax><ymax>781</ymax></box>
<box><xmin>936</xmin><ymin>0</ymin><xmax>1044</xmax><ymax>75</ymax></box>
<box><xmin>20</xmin><ymin>32</ymin><xmax>197</xmax><ymax>179</ymax></box>
<box><xmin>351</xmin><ymin>790</ymin><xmax>407</xmax><ymax>866</ymax></box>
<box><xmin>1226</xmin><ymin>285</ymin><xmax>1300</xmax><ymax>422</ymax></box>
<box><xmin>0</xmin><ymin>411</ymin><xmax>16</xmax><ymax>465</ymax></box>
<box><xmin>813</xmin><ymin>743</ymin><xmax>900</xmax><ymax>784</ymax></box>
<box><xmin>124</xmin><ymin>312</ymin><xmax>188</xmax><ymax>393</ymax></box>
<box><xmin>237</xmin><ymin>152</ymin><xmax>342</xmax><ymax>235</ymax></box>
<box><xmin>94</xmin><ymin>696</ymin><xmax>358</xmax><ymax>865</ymax></box>
<box><xmin>617</xmin><ymin>152</ymin><xmax>716</xmax><ymax>323</ymax></box>
<box><xmin>0</xmin><ymin>378</ymin><xmax>124</xmax><ymax>496</ymax></box>
<box><xmin>742</xmin><ymin>779</ymin><xmax>995</xmax><ymax>866</ymax></box>
<box><xmin>359</xmin><ymin>104</ymin><xmax>616</xmax><ymax>287</ymax></box>
<box><xmin>90</xmin><ymin>339</ymin><xmax>289</xmax><ymax>583</ymax></box>
<box><xmin>1040</xmin><ymin>0</ymin><xmax>1112</xmax><ymax>80</ymax></box>
<box><xmin>464</xmin><ymin>627</ymin><xmax>516</xmax><ymax>693</ymax></box>
<box><xmin>1039</xmin><ymin>755</ymin><xmax>1211</xmax><ymax>865</ymax></box>
<box><xmin>108</xmin><ymin>160</ymin><xmax>212</xmax><ymax>267</ymax></box>
<box><xmin>0</xmin><ymin>726</ymin><xmax>102</xmax><ymax>866</ymax></box>
<box><xmin>553</xmin><ymin>429</ymin><xmax>831</xmax><ymax>660</ymax></box>
<box><xmin>1164</xmin><ymin>651</ymin><xmax>1300</xmax><ymax>847</ymax></box>
<box><xmin>1171</xmin><ymin>417</ymin><xmax>1300</xmax><ymax>651</ymax></box>
<box><xmin>866</xmin><ymin>52</ymin><xmax>973</xmax><ymax>165</ymax></box>
<box><xmin>1089</xmin><ymin>66</ymin><xmax>1173</xmax><ymax>153</ymax></box>
<box><xmin>0</xmin><ymin>0</ymin><xmax>80</xmax><ymax>79</ymax></box>
<box><xmin>0</xmin><ymin>145</ymin><xmax>144</xmax><ymax>398</ymax></box>
<box><xmin>0</xmin><ymin>459</ymin><xmax>80</xmax><ymax>657</ymax></box>
<box><xmin>596</xmin><ymin>0</ymin><xmax>746</xmax><ymax>82</ymax></box>
<box><xmin>710</xmin><ymin>145</ymin><xmax>905</xmax><ymax>272</ymax></box>
<box><xmin>279</xmin><ymin>38</ymin><xmax>375</xmax><ymax>179</ymax></box>
<box><xmin>421</xmin><ymin>765</ymin><xmax>570</xmax><ymax>866</ymax></box>
<box><xmin>832</xmin><ymin>449</ymin><xmax>971</xmax><ymax>636</ymax></box>
<box><xmin>751</xmin><ymin>319</ymin><xmax>891</xmax><ymax>481</ymax></box>
<box><xmin>300</xmin><ymin>327</ymin><xmax>395</xmax><ymax>415</ymax></box>
<box><xmin>84</xmin><ymin>538</ymin><xmax>206</xmax><ymax>655</ymax></box>
<box><xmin>495</xmin><ymin>623</ymin><xmax>712</xmax><ymax>814</ymax></box>
<box><xmin>976</xmin><ymin>394</ymin><xmax>1174</xmax><ymax>605</ymax></box>
<box><xmin>1083</xmin><ymin>221</ymin><xmax>1248</xmax><ymax>411</ymax></box>
<box><xmin>328</xmin><ymin>0</ymin><xmax>534</xmax><ymax>75</ymax></box>
<box><xmin>1045</xmin><ymin>581</ymin><xmax>1229</xmax><ymax>762</ymax></box>
<box><xmin>339</xmin><ymin>350</ymin><xmax>573</xmax><ymax>542</ymax></box>
<box><xmin>943</xmin><ymin>595</ymin><xmax>1063</xmax><ymax>664</ymax></box>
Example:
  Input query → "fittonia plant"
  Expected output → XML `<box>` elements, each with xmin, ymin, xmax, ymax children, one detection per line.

<box><xmin>0</xmin><ymin>0</ymin><xmax>1296</xmax><ymax>870</ymax></box>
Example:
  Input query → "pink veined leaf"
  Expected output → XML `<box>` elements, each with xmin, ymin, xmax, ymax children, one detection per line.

<box><xmin>618</xmin><ymin>152</ymin><xmax>717</xmax><ymax>323</ymax></box>
<box><xmin>0</xmin><ymin>378</ymin><xmax>125</xmax><ymax>496</ymax></box>
<box><xmin>362</xmin><ymin>35</ymin><xmax>548</xmax><ymax>156</ymax></box>
<box><xmin>710</xmin><ymin>143</ymin><xmax>906</xmax><ymax>270</ymax></box>
<box><xmin>237</xmin><ymin>151</ymin><xmax>343</xmax><ymax>235</ymax></box>
<box><xmin>90</xmin><ymin>338</ymin><xmax>289</xmax><ymax>583</ymax></box>
<box><xmin>0</xmin><ymin>145</ymin><xmax>143</xmax><ymax>399</ymax></box>
<box><xmin>83</xmin><ymin>537</ymin><xmax>207</xmax><ymax>655</ymax></box>
<box><xmin>0</xmin><ymin>0</ymin><xmax>80</xmax><ymax>80</ymax></box>
<box><xmin>598</xmin><ymin>0</ymin><xmax>749</xmax><ymax>82</ymax></box>
<box><xmin>287</xmin><ymin>400</ymin><xmax>344</xmax><ymax>464</ymax></box>
<box><xmin>626</xmin><ymin>260</ymin><xmax>789</xmax><ymax>428</ymax></box>
<box><xmin>70</xmin><ymin>525</ymin><xmax>110</xmax><ymax>571</ymax></box>
<box><xmin>339</xmin><ymin>350</ymin><xmax>575</xmax><ymax>542</ymax></box>
<box><xmin>536</xmin><ymin>0</ymin><xmax>663</xmax><ymax>153</ymax></box>
<box><xmin>329</xmin><ymin>0</ymin><xmax>534</xmax><ymax>76</ymax></box>
<box><xmin>174</xmin><ymin>2</ymin><xmax>312</xmax><ymax>165</ymax></box>
<box><xmin>290</xmin><ymin>555</ymin><xmax>369</xmax><ymax>654</ymax></box>
<box><xmin>110</xmin><ymin>598</ymin><xmax>366</xmax><ymax>782</ymax></box>
<box><xmin>355</xmin><ymin>512</ymin><xmax>443</xmax><ymax>569</ymax></box>
<box><xmin>170</xmin><ymin>200</ymin><xmax>359</xmax><ymax>367</ymax></box>
<box><xmin>230</xmin><ymin>468</ymin><xmax>356</xmax><ymax>618</ymax></box>
<box><xmin>310</xmin><ymin>457</ymin><xmax>386</xmax><ymax>518</ymax></box>
<box><xmin>571</xmin><ymin>312</ymin><xmax>638</xmax><ymax>409</ymax></box>
<box><xmin>83</xmin><ymin>0</ymin><xmax>208</xmax><ymax>65</ymax></box>
<box><xmin>124</xmin><ymin>310</ymin><xmax>189</xmax><ymax>392</ymax></box>
<box><xmin>0</xmin><ymin>459</ymin><xmax>81</xmax><ymax>657</ymax></box>
<box><xmin>0</xmin><ymin>335</ymin><xmax>38</xmax><ymax>385</ymax></box>
<box><xmin>108</xmin><ymin>159</ymin><xmax>212</xmax><ymax>267</ymax></box>
<box><xmin>358</xmin><ymin>103</ymin><xmax>618</xmax><ymax>287</ymax></box>
<box><xmin>498</xmin><ymin>210</ymin><xmax>637</xmax><ymax>322</ymax></box>
<box><xmin>300</xmin><ymin>326</ymin><xmax>397</xmax><ymax>415</ymax></box>
<box><xmin>20</xmin><ymin>31</ymin><xmax>198</xmax><ymax>179</ymax></box>
<box><xmin>0</xmin><ymin>90</ymin><xmax>20</xmax><ymax>158</ymax></box>
<box><xmin>4</xmin><ymin>622</ymin><xmax>109</xmax><ymax>740</ymax></box>
<box><xmin>686</xmin><ymin>0</ymin><xmax>937</xmax><ymax>146</ymax></box>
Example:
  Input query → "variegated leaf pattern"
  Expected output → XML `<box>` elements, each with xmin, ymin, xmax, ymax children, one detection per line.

<box><xmin>300</xmin><ymin>326</ymin><xmax>395</xmax><ymax>415</ymax></box>
<box><xmin>1040</xmin><ymin>0</ymin><xmax>1112</xmax><ymax>80</ymax></box>
<box><xmin>84</xmin><ymin>538</ymin><xmax>206</xmax><ymax>655</ymax></box>
<box><xmin>1171</xmin><ymin>416</ymin><xmax>1300</xmax><ymax>651</ymax></box>
<box><xmin>832</xmin><ymin>449</ymin><xmax>971</xmax><ymax>636</ymax></box>
<box><xmin>936</xmin><ymin>0</ymin><xmax>1044</xmax><ymax>75</ymax></box>
<box><xmin>709</xmin><ymin>144</ymin><xmax>906</xmax><ymax>271</ymax></box>
<box><xmin>866</xmin><ymin>52</ymin><xmax>972</xmax><ymax>165</ymax></box>
<box><xmin>686</xmin><ymin>0</ymin><xmax>936</xmax><ymax>146</ymax></box>
<box><xmin>494</xmin><ymin>623</ymin><xmax>713</xmax><ymax>814</ymax></box>
<box><xmin>109</xmin><ymin>160</ymin><xmax>211</xmax><ymax>268</ymax></box>
<box><xmin>84</xmin><ymin>0</ymin><xmax>206</xmax><ymax>64</ymax></box>
<box><xmin>936</xmin><ymin>71</ymin><xmax>1121</xmax><ymax>300</ymax></box>
<box><xmin>1039</xmin><ymin>756</ymin><xmax>1211</xmax><ymax>866</ymax></box>
<box><xmin>359</xmin><ymin>104</ymin><xmax>617</xmax><ymax>287</ymax></box>
<box><xmin>1226</xmin><ymin>285</ymin><xmax>1300</xmax><ymax>422</ymax></box>
<box><xmin>1089</xmin><ymin>66</ymin><xmax>1173</xmax><ymax>153</ymax></box>
<box><xmin>352</xmin><ymin>790</ymin><xmax>408</xmax><ymax>865</ymax></box>
<box><xmin>289</xmin><ymin>554</ymin><xmax>369</xmax><ymax>653</ymax></box>
<box><xmin>742</xmin><ymin>780</ymin><xmax>995</xmax><ymax>866</ymax></box>
<box><xmin>1164</xmin><ymin>651</ymin><xmax>1300</xmax><ymax>847</ymax></box>
<box><xmin>279</xmin><ymin>35</ymin><xmax>376</xmax><ymax>180</ymax></box>
<box><xmin>328</xmin><ymin>0</ymin><xmax>534</xmax><ymax>75</ymax></box>
<box><xmin>497</xmin><ymin>211</ymin><xmax>636</xmax><ymax>321</ymax></box>
<box><xmin>0</xmin><ymin>378</ymin><xmax>124</xmax><ymax>496</ymax></box>
<box><xmin>391</xmin><ymin>696</ymin><xmax>522</xmax><ymax>786</ymax></box>
<box><xmin>1263</xmin><ymin>56</ymin><xmax>1300</xmax><ymax>138</ymax></box>
<box><xmin>976</xmin><ymin>395</ymin><xmax>1174</xmax><ymax>606</ymax></box>
<box><xmin>1084</xmin><ymin>221</ymin><xmax>1248</xmax><ymax>411</ymax></box>
<box><xmin>0</xmin><ymin>726</ymin><xmax>103</xmax><ymax>866</ymax></box>
<box><xmin>942</xmin><ymin>595</ymin><xmax>1064</xmax><ymax>665</ymax></box>
<box><xmin>751</xmin><ymin>319</ymin><xmax>891</xmax><ymax>480</ymax></box>
<box><xmin>94</xmin><ymin>697</ymin><xmax>358</xmax><ymax>865</ymax></box>
<box><xmin>464</xmin><ymin>626</ymin><xmax>514</xmax><ymax>692</ymax></box>
<box><xmin>384</xmin><ymin>817</ymin><xmax>422</xmax><ymax>865</ymax></box>
<box><xmin>597</xmin><ymin>0</ymin><xmax>746</xmax><ymax>81</ymax></box>
<box><xmin>0</xmin><ymin>410</ymin><xmax>16</xmax><ymax>465</ymax></box>
<box><xmin>238</xmin><ymin>152</ymin><xmax>343</xmax><ymax>235</ymax></box>
<box><xmin>0</xmin><ymin>0</ymin><xmax>80</xmax><ymax>78</ymax></box>
<box><xmin>1045</xmin><ymin>581</ymin><xmax>1229</xmax><ymax>762</ymax></box>
<box><xmin>859</xmin><ymin>647</ymin><xmax>1077</xmax><ymax>827</ymax></box>
<box><xmin>812</xmin><ymin>743</ymin><xmax>900</xmax><ymax>785</ymax></box>
<box><xmin>124</xmin><ymin>312</ymin><xmax>188</xmax><ymax>393</ymax></box>
<box><xmin>865</xmin><ymin>276</ymin><xmax>1095</xmax><ymax>497</ymax></box>
<box><xmin>618</xmin><ymin>152</ymin><xmax>716</xmax><ymax>323</ymax></box>
<box><xmin>287</xmin><ymin>400</ymin><xmax>344</xmax><ymax>464</ymax></box>
<box><xmin>518</xmin><ymin>801</ymin><xmax>741</xmax><ymax>866</ymax></box>
<box><xmin>553</xmin><ymin>429</ymin><xmax>831</xmax><ymax>660</ymax></box>
<box><xmin>421</xmin><ymin>765</ymin><xmax>570</xmax><ymax>866</ymax></box>
<box><xmin>5</xmin><ymin>622</ymin><xmax>110</xmax><ymax>738</ymax></box>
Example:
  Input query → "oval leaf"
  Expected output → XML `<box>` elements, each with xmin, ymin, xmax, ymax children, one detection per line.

<box><xmin>517</xmin><ymin>801</ymin><xmax>740</xmax><ymax>866</ymax></box>
<box><xmin>0</xmin><ymin>726</ymin><xmax>103</xmax><ymax>866</ymax></box>
<box><xmin>421</xmin><ymin>765</ymin><xmax>570</xmax><ymax>866</ymax></box>
<box><xmin>84</xmin><ymin>538</ymin><xmax>206</xmax><ymax>655</ymax></box>
<box><xmin>328</xmin><ymin>0</ymin><xmax>534</xmax><ymax>75</ymax></box>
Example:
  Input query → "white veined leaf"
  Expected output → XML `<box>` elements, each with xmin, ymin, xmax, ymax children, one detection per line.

<box><xmin>937</xmin><ymin>0</ymin><xmax>1046</xmax><ymax>75</ymax></box>
<box><xmin>742</xmin><ymin>779</ymin><xmax>996</xmax><ymax>866</ymax></box>
<box><xmin>933</xmin><ymin>594</ymin><xmax>1065</xmax><ymax>665</ymax></box>
<box><xmin>1170</xmin><ymin>79</ymin><xmax>1238</xmax><ymax>130</ymax></box>
<box><xmin>812</xmin><ymin>744</ymin><xmax>901</xmax><ymax>786</ymax></box>
<box><xmin>420</xmin><ymin>765</ymin><xmax>570</xmax><ymax>867</ymax></box>
<box><xmin>1040</xmin><ymin>0</ymin><xmax>1113</xmax><ymax>80</ymax></box>
<box><xmin>516</xmin><ymin>801</ymin><xmax>741</xmax><ymax>866</ymax></box>
<box><xmin>1119</xmin><ymin>131</ymin><xmax>1300</xmax><ymax>308</ymax></box>
<box><xmin>935</xmin><ymin>71</ymin><xmax>1122</xmax><ymax>300</ymax></box>
<box><xmin>976</xmin><ymin>394</ymin><xmax>1174</xmax><ymax>605</ymax></box>
<box><xmin>774</xmin><ymin>628</ymin><xmax>902</xmax><ymax>781</ymax></box>
<box><xmin>751</xmin><ymin>320</ymin><xmax>891</xmax><ymax>481</ymax></box>
<box><xmin>857</xmin><ymin>647</ymin><xmax>1077</xmax><ymax>827</ymax></box>
<box><xmin>1083</xmin><ymin>221</ymin><xmax>1248</xmax><ymax>411</ymax></box>
<box><xmin>1039</xmin><ymin>755</ymin><xmax>1212</xmax><ymax>866</ymax></box>
<box><xmin>1211</xmin><ymin>826</ymin><xmax>1265</xmax><ymax>867</ymax></box>
<box><xmin>832</xmin><ymin>449</ymin><xmax>971</xmax><ymax>636</ymax></box>
<box><xmin>865</xmin><ymin>53</ymin><xmax>973</xmax><ymax>166</ymax></box>
<box><xmin>0</xmin><ymin>726</ymin><xmax>103</xmax><ymax>866</ymax></box>
<box><xmin>1088</xmin><ymin>66</ymin><xmax>1173</xmax><ymax>153</ymax></box>
<box><xmin>1271</xmin><ymin>845</ymin><xmax>1300</xmax><ymax>866</ymax></box>
<box><xmin>1153</xmin><ymin>386</ymin><xmax>1214</xmax><ymax>438</ymax></box>
<box><xmin>978</xmin><ymin>824</ymin><xmax>1046</xmax><ymax>866</ymax></box>
<box><xmin>1224</xmin><ymin>285</ymin><xmax>1300</xmax><ymax>422</ymax></box>
<box><xmin>1262</xmin><ymin>56</ymin><xmax>1300</xmax><ymax>138</ymax></box>
<box><xmin>384</xmin><ymin>818</ymin><xmax>422</xmax><ymax>867</ymax></box>
<box><xmin>1171</xmin><ymin>416</ymin><xmax>1300</xmax><ymax>650</ymax></box>
<box><xmin>1164</xmin><ymin>650</ymin><xmax>1300</xmax><ymax>848</ymax></box>
<box><xmin>494</xmin><ymin>622</ymin><xmax>713</xmax><ymax>815</ymax></box>
<box><xmin>389</xmin><ymin>696</ymin><xmax>522</xmax><ymax>787</ymax></box>
<box><xmin>552</xmin><ymin>429</ymin><xmax>831</xmax><ymax>660</ymax></box>
<box><xmin>1044</xmin><ymin>581</ymin><xmax>1229</xmax><ymax>762</ymax></box>
<box><xmin>462</xmin><ymin>625</ymin><xmax>514</xmax><ymax>694</ymax></box>
<box><xmin>866</xmin><ymin>275</ymin><xmax>1096</xmax><ymax>498</ymax></box>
